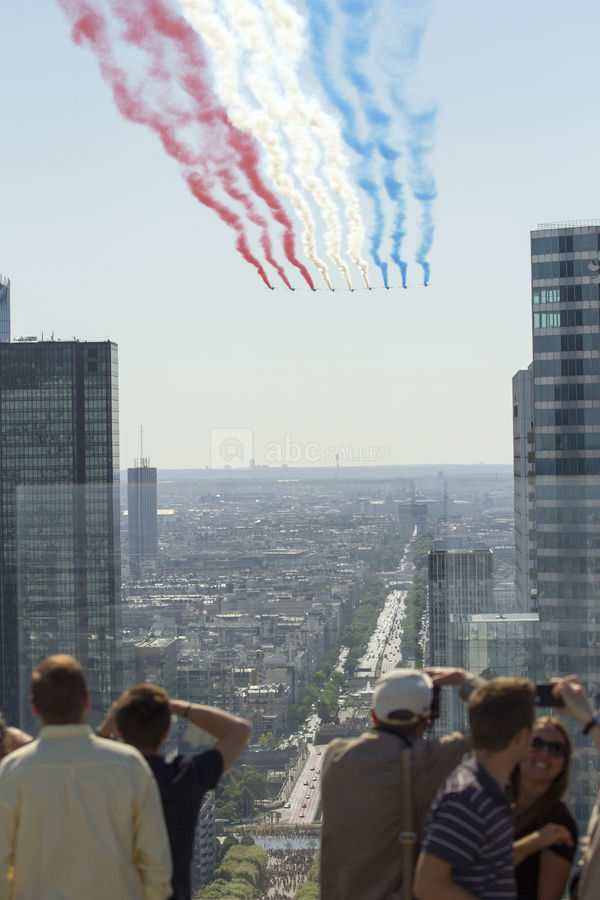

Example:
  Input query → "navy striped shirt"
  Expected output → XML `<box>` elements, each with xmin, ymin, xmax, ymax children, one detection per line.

<box><xmin>422</xmin><ymin>757</ymin><xmax>516</xmax><ymax>900</ymax></box>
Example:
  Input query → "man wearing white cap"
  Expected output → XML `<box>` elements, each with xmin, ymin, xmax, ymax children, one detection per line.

<box><xmin>320</xmin><ymin>666</ymin><xmax>482</xmax><ymax>900</ymax></box>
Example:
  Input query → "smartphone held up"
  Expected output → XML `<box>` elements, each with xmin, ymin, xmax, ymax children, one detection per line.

<box><xmin>534</xmin><ymin>683</ymin><xmax>564</xmax><ymax>708</ymax></box>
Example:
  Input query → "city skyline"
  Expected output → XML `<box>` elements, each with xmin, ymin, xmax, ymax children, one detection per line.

<box><xmin>2</xmin><ymin>1</ymin><xmax>600</xmax><ymax>468</ymax></box>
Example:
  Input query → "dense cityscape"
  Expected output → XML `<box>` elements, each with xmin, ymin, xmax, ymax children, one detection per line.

<box><xmin>2</xmin><ymin>221</ymin><xmax>600</xmax><ymax>899</ymax></box>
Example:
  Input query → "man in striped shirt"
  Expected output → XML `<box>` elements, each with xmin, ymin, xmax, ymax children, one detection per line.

<box><xmin>414</xmin><ymin>678</ymin><xmax>535</xmax><ymax>900</ymax></box>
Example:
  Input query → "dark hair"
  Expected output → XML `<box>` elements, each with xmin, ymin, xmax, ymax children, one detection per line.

<box><xmin>512</xmin><ymin>717</ymin><xmax>573</xmax><ymax>835</ymax></box>
<box><xmin>31</xmin><ymin>655</ymin><xmax>87</xmax><ymax>724</ymax></box>
<box><xmin>468</xmin><ymin>678</ymin><xmax>535</xmax><ymax>751</ymax></box>
<box><xmin>115</xmin><ymin>683</ymin><xmax>171</xmax><ymax>752</ymax></box>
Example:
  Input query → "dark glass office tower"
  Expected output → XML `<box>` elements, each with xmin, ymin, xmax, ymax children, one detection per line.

<box><xmin>0</xmin><ymin>275</ymin><xmax>10</xmax><ymax>342</ymax></box>
<box><xmin>127</xmin><ymin>460</ymin><xmax>158</xmax><ymax>576</ymax></box>
<box><xmin>513</xmin><ymin>365</ymin><xmax>535</xmax><ymax>611</ymax></box>
<box><xmin>527</xmin><ymin>222</ymin><xmax>600</xmax><ymax>824</ymax></box>
<box><xmin>428</xmin><ymin>541</ymin><xmax>493</xmax><ymax>732</ymax></box>
<box><xmin>0</xmin><ymin>340</ymin><xmax>121</xmax><ymax>727</ymax></box>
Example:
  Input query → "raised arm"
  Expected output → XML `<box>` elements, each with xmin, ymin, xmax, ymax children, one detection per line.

<box><xmin>96</xmin><ymin>702</ymin><xmax>119</xmax><ymax>739</ymax></box>
<box><xmin>554</xmin><ymin>678</ymin><xmax>600</xmax><ymax>752</ymax></box>
<box><xmin>170</xmin><ymin>701</ymin><xmax>252</xmax><ymax>772</ymax></box>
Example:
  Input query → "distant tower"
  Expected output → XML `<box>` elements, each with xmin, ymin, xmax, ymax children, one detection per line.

<box><xmin>127</xmin><ymin>442</ymin><xmax>158</xmax><ymax>577</ymax></box>
<box><xmin>436</xmin><ymin>469</ymin><xmax>449</xmax><ymax>523</ymax></box>
<box><xmin>0</xmin><ymin>275</ymin><xmax>10</xmax><ymax>342</ymax></box>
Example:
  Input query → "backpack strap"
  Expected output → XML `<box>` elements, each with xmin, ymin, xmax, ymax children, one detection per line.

<box><xmin>399</xmin><ymin>745</ymin><xmax>416</xmax><ymax>900</ymax></box>
<box><xmin>374</xmin><ymin>726</ymin><xmax>416</xmax><ymax>900</ymax></box>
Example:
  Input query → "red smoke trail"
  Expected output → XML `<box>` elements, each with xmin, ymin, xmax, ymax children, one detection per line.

<box><xmin>218</xmin><ymin>168</ymin><xmax>292</xmax><ymax>290</ymax></box>
<box><xmin>226</xmin><ymin>130</ymin><xmax>315</xmax><ymax>290</ymax></box>
<box><xmin>59</xmin><ymin>1</ymin><xmax>273</xmax><ymax>288</ymax></box>
<box><xmin>135</xmin><ymin>0</ymin><xmax>315</xmax><ymax>290</ymax></box>
<box><xmin>110</xmin><ymin>0</ymin><xmax>294</xmax><ymax>289</ymax></box>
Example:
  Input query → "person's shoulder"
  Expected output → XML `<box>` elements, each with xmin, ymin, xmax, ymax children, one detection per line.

<box><xmin>548</xmin><ymin>800</ymin><xmax>578</xmax><ymax>836</ymax></box>
<box><xmin>323</xmin><ymin>735</ymin><xmax>356</xmax><ymax>760</ymax></box>
<box><xmin>4</xmin><ymin>726</ymin><xmax>32</xmax><ymax>752</ymax></box>
<box><xmin>170</xmin><ymin>747</ymin><xmax>222</xmax><ymax>773</ymax></box>
<box><xmin>321</xmin><ymin>735</ymin><xmax>361</xmax><ymax>779</ymax></box>
<box><xmin>323</xmin><ymin>732</ymin><xmax>372</xmax><ymax>765</ymax></box>
<box><xmin>436</xmin><ymin>760</ymin><xmax>482</xmax><ymax>805</ymax></box>
<box><xmin>90</xmin><ymin>735</ymin><xmax>150</xmax><ymax>768</ymax></box>
<box><xmin>414</xmin><ymin>730</ymin><xmax>469</xmax><ymax>759</ymax></box>
<box><xmin>0</xmin><ymin>737</ymin><xmax>39</xmax><ymax>773</ymax></box>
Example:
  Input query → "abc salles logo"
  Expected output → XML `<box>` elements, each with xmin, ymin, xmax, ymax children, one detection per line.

<box><xmin>210</xmin><ymin>428</ymin><xmax>253</xmax><ymax>468</ymax></box>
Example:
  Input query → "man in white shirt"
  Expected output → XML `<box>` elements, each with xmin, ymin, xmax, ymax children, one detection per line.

<box><xmin>0</xmin><ymin>654</ymin><xmax>172</xmax><ymax>900</ymax></box>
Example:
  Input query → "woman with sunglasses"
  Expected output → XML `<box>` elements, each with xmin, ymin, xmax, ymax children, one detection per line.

<box><xmin>512</xmin><ymin>717</ymin><xmax>578</xmax><ymax>900</ymax></box>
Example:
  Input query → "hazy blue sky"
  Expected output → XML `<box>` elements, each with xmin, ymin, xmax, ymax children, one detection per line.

<box><xmin>2</xmin><ymin>1</ymin><xmax>599</xmax><ymax>469</ymax></box>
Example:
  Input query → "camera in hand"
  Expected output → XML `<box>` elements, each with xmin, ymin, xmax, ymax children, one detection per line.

<box><xmin>534</xmin><ymin>683</ymin><xmax>563</xmax><ymax>708</ymax></box>
<box><xmin>430</xmin><ymin>685</ymin><xmax>441</xmax><ymax>719</ymax></box>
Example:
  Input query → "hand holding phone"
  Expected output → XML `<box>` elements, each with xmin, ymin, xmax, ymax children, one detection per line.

<box><xmin>430</xmin><ymin>685</ymin><xmax>441</xmax><ymax>719</ymax></box>
<box><xmin>534</xmin><ymin>683</ymin><xmax>564</xmax><ymax>708</ymax></box>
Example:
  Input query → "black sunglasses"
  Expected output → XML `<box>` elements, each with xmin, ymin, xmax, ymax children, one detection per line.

<box><xmin>531</xmin><ymin>736</ymin><xmax>568</xmax><ymax>758</ymax></box>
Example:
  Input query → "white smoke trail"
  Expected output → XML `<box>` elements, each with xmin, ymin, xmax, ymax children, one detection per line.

<box><xmin>178</xmin><ymin>0</ymin><xmax>332</xmax><ymax>289</ymax></box>
<box><xmin>262</xmin><ymin>0</ymin><xmax>371</xmax><ymax>289</ymax></box>
<box><xmin>221</xmin><ymin>0</ymin><xmax>352</xmax><ymax>290</ymax></box>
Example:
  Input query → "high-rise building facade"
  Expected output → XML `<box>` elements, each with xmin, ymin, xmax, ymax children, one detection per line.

<box><xmin>428</xmin><ymin>541</ymin><xmax>494</xmax><ymax>731</ymax></box>
<box><xmin>456</xmin><ymin>613</ymin><xmax>542</xmax><ymax>682</ymax></box>
<box><xmin>0</xmin><ymin>275</ymin><xmax>10</xmax><ymax>342</ymax></box>
<box><xmin>127</xmin><ymin>460</ymin><xmax>158</xmax><ymax>575</ymax></box>
<box><xmin>191</xmin><ymin>794</ymin><xmax>217</xmax><ymax>891</ymax></box>
<box><xmin>513</xmin><ymin>365</ymin><xmax>535</xmax><ymax>610</ymax></box>
<box><xmin>516</xmin><ymin>222</ymin><xmax>600</xmax><ymax>824</ymax></box>
<box><xmin>0</xmin><ymin>340</ymin><xmax>121</xmax><ymax>726</ymax></box>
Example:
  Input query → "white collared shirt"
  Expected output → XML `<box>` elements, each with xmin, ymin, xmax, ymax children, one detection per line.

<box><xmin>0</xmin><ymin>724</ymin><xmax>172</xmax><ymax>900</ymax></box>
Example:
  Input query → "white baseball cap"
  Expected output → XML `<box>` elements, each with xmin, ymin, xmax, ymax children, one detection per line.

<box><xmin>373</xmin><ymin>669</ymin><xmax>433</xmax><ymax>725</ymax></box>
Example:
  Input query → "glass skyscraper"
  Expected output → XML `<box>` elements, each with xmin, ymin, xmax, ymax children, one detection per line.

<box><xmin>0</xmin><ymin>340</ymin><xmax>121</xmax><ymax>727</ymax></box>
<box><xmin>428</xmin><ymin>541</ymin><xmax>494</xmax><ymax>731</ymax></box>
<box><xmin>127</xmin><ymin>460</ymin><xmax>158</xmax><ymax>576</ymax></box>
<box><xmin>457</xmin><ymin>613</ymin><xmax>542</xmax><ymax>682</ymax></box>
<box><xmin>515</xmin><ymin>222</ymin><xmax>600</xmax><ymax>824</ymax></box>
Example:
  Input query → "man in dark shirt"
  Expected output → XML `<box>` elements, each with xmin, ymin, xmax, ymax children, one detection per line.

<box><xmin>414</xmin><ymin>678</ymin><xmax>535</xmax><ymax>900</ymax></box>
<box><xmin>100</xmin><ymin>684</ymin><xmax>251</xmax><ymax>900</ymax></box>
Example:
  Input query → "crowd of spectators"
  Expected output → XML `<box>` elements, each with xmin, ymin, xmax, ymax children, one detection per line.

<box><xmin>267</xmin><ymin>847</ymin><xmax>315</xmax><ymax>898</ymax></box>
<box><xmin>3</xmin><ymin>656</ymin><xmax>600</xmax><ymax>899</ymax></box>
<box><xmin>321</xmin><ymin>667</ymin><xmax>600</xmax><ymax>900</ymax></box>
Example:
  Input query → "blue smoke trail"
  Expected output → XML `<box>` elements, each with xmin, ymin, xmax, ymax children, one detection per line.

<box><xmin>304</xmin><ymin>0</ymin><xmax>371</xmax><ymax>157</ymax></box>
<box><xmin>359</xmin><ymin>177</ymin><xmax>388</xmax><ymax>288</ymax></box>
<box><xmin>408</xmin><ymin>110</ymin><xmax>436</xmax><ymax>286</ymax></box>
<box><xmin>383</xmin><ymin>166</ymin><xmax>407</xmax><ymax>287</ymax></box>
<box><xmin>304</xmin><ymin>0</ymin><xmax>389</xmax><ymax>287</ymax></box>
<box><xmin>339</xmin><ymin>0</ymin><xmax>409</xmax><ymax>286</ymax></box>
<box><xmin>390</xmin><ymin>84</ymin><xmax>436</xmax><ymax>285</ymax></box>
<box><xmin>384</xmin><ymin>1</ymin><xmax>437</xmax><ymax>285</ymax></box>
